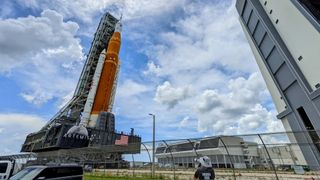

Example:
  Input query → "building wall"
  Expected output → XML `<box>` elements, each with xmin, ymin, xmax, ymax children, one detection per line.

<box><xmin>259</xmin><ymin>145</ymin><xmax>307</xmax><ymax>166</ymax></box>
<box><xmin>156</xmin><ymin>143</ymin><xmax>306</xmax><ymax>169</ymax></box>
<box><xmin>156</xmin><ymin>137</ymin><xmax>261</xmax><ymax>169</ymax></box>
<box><xmin>157</xmin><ymin>152</ymin><xmax>252</xmax><ymax>169</ymax></box>
<box><xmin>240</xmin><ymin>16</ymin><xmax>308</xmax><ymax>166</ymax></box>
<box><xmin>236</xmin><ymin>0</ymin><xmax>320</xmax><ymax>169</ymax></box>
<box><xmin>219</xmin><ymin>136</ymin><xmax>246</xmax><ymax>156</ymax></box>
<box><xmin>240</xmin><ymin>19</ymin><xmax>286</xmax><ymax>114</ymax></box>
<box><xmin>258</xmin><ymin>0</ymin><xmax>320</xmax><ymax>90</ymax></box>
<box><xmin>282</xmin><ymin>117</ymin><xmax>308</xmax><ymax>165</ymax></box>
<box><xmin>244</xmin><ymin>142</ymin><xmax>260</xmax><ymax>157</ymax></box>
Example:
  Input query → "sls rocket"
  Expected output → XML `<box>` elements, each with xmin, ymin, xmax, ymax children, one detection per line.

<box><xmin>66</xmin><ymin>18</ymin><xmax>122</xmax><ymax>137</ymax></box>
<box><xmin>84</xmin><ymin>18</ymin><xmax>121</xmax><ymax>128</ymax></box>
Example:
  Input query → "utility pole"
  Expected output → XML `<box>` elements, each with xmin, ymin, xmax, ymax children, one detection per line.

<box><xmin>149</xmin><ymin>113</ymin><xmax>156</xmax><ymax>178</ymax></box>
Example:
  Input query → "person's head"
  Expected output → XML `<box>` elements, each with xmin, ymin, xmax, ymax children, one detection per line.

<box><xmin>195</xmin><ymin>156</ymin><xmax>212</xmax><ymax>168</ymax></box>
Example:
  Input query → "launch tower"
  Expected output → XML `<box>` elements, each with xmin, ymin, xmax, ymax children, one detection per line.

<box><xmin>21</xmin><ymin>13</ymin><xmax>141</xmax><ymax>162</ymax></box>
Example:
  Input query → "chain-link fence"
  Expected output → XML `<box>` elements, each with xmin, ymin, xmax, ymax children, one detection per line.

<box><xmin>29</xmin><ymin>130</ymin><xmax>320</xmax><ymax>179</ymax></box>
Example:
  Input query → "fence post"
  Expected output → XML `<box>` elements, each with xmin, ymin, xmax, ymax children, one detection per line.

<box><xmin>116</xmin><ymin>154</ymin><xmax>120</xmax><ymax>176</ymax></box>
<box><xmin>142</xmin><ymin>142</ymin><xmax>153</xmax><ymax>177</ymax></box>
<box><xmin>163</xmin><ymin>140</ymin><xmax>176</xmax><ymax>180</ymax></box>
<box><xmin>258</xmin><ymin>134</ymin><xmax>279</xmax><ymax>180</ymax></box>
<box><xmin>131</xmin><ymin>154</ymin><xmax>135</xmax><ymax>178</ymax></box>
<box><xmin>91</xmin><ymin>162</ymin><xmax>94</xmax><ymax>176</ymax></box>
<box><xmin>187</xmin><ymin>139</ymin><xmax>199</xmax><ymax>169</ymax></box>
<box><xmin>104</xmin><ymin>159</ymin><xmax>106</xmax><ymax>176</ymax></box>
<box><xmin>187</xmin><ymin>139</ymin><xmax>199</xmax><ymax>158</ymax></box>
<box><xmin>219</xmin><ymin>136</ymin><xmax>236</xmax><ymax>180</ymax></box>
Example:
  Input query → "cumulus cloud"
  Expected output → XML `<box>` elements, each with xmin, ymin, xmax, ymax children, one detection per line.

<box><xmin>112</xmin><ymin>0</ymin><xmax>283</xmax><ymax>138</ymax></box>
<box><xmin>197</xmin><ymin>90</ymin><xmax>222</xmax><ymax>113</ymax></box>
<box><xmin>17</xmin><ymin>0</ymin><xmax>186</xmax><ymax>23</ymax></box>
<box><xmin>130</xmin><ymin>0</ymin><xmax>285</xmax><ymax>137</ymax></box>
<box><xmin>144</xmin><ymin>61</ymin><xmax>161</xmax><ymax>76</ymax></box>
<box><xmin>58</xmin><ymin>90</ymin><xmax>74</xmax><ymax>109</ymax></box>
<box><xmin>195</xmin><ymin>73</ymin><xmax>284</xmax><ymax>134</ymax></box>
<box><xmin>0</xmin><ymin>9</ymin><xmax>81</xmax><ymax>71</ymax></box>
<box><xmin>155</xmin><ymin>81</ymin><xmax>192</xmax><ymax>109</ymax></box>
<box><xmin>0</xmin><ymin>9</ymin><xmax>84</xmax><ymax>105</ymax></box>
<box><xmin>179</xmin><ymin>116</ymin><xmax>189</xmax><ymax>128</ymax></box>
<box><xmin>0</xmin><ymin>0</ymin><xmax>286</xmax><ymax>145</ymax></box>
<box><xmin>179</xmin><ymin>116</ymin><xmax>197</xmax><ymax>128</ymax></box>
<box><xmin>117</xmin><ymin>79</ymin><xmax>149</xmax><ymax>98</ymax></box>
<box><xmin>0</xmin><ymin>113</ymin><xmax>45</xmax><ymax>155</ymax></box>
<box><xmin>144</xmin><ymin>0</ymin><xmax>257</xmax><ymax>79</ymax></box>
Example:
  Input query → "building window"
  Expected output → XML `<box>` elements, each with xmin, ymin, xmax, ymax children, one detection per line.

<box><xmin>298</xmin><ymin>0</ymin><xmax>320</xmax><ymax>22</ymax></box>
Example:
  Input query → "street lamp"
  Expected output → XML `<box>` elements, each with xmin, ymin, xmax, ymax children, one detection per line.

<box><xmin>148</xmin><ymin>113</ymin><xmax>156</xmax><ymax>178</ymax></box>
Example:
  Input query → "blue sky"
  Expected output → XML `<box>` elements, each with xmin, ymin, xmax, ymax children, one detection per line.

<box><xmin>0</xmin><ymin>0</ymin><xmax>285</xmax><ymax>155</ymax></box>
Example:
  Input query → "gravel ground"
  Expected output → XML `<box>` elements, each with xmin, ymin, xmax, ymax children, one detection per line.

<box><xmin>90</xmin><ymin>169</ymin><xmax>320</xmax><ymax>179</ymax></box>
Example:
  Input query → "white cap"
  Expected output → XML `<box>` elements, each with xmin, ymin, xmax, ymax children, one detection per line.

<box><xmin>195</xmin><ymin>156</ymin><xmax>212</xmax><ymax>168</ymax></box>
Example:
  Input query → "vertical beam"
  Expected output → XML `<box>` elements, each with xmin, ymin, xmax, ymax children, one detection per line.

<box><xmin>142</xmin><ymin>142</ymin><xmax>153</xmax><ymax>177</ymax></box>
<box><xmin>162</xmin><ymin>140</ymin><xmax>176</xmax><ymax>179</ymax></box>
<box><xmin>152</xmin><ymin>115</ymin><xmax>156</xmax><ymax>178</ymax></box>
<box><xmin>131</xmin><ymin>154</ymin><xmax>135</xmax><ymax>178</ymax></box>
<box><xmin>258</xmin><ymin>134</ymin><xmax>279</xmax><ymax>180</ymax></box>
<box><xmin>219</xmin><ymin>137</ymin><xmax>236</xmax><ymax>180</ymax></box>
<box><xmin>187</xmin><ymin>139</ymin><xmax>200</xmax><ymax>157</ymax></box>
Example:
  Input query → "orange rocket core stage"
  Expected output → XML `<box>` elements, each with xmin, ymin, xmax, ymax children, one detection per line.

<box><xmin>91</xmin><ymin>31</ymin><xmax>121</xmax><ymax>115</ymax></box>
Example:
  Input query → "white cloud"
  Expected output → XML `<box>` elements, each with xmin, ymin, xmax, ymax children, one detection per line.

<box><xmin>112</xmin><ymin>0</ymin><xmax>283</xmax><ymax>139</ymax></box>
<box><xmin>0</xmin><ymin>113</ymin><xmax>45</xmax><ymax>155</ymax></box>
<box><xmin>17</xmin><ymin>0</ymin><xmax>186</xmax><ymax>23</ymax></box>
<box><xmin>144</xmin><ymin>61</ymin><xmax>161</xmax><ymax>76</ymax></box>
<box><xmin>195</xmin><ymin>73</ymin><xmax>284</xmax><ymax>135</ymax></box>
<box><xmin>197</xmin><ymin>90</ymin><xmax>222</xmax><ymax>113</ymax></box>
<box><xmin>0</xmin><ymin>9</ymin><xmax>81</xmax><ymax>71</ymax></box>
<box><xmin>179</xmin><ymin>116</ymin><xmax>192</xmax><ymax>128</ymax></box>
<box><xmin>180</xmin><ymin>117</ymin><xmax>188</xmax><ymax>127</ymax></box>
<box><xmin>0</xmin><ymin>0</ymin><xmax>286</xmax><ymax>145</ymax></box>
<box><xmin>117</xmin><ymin>79</ymin><xmax>149</xmax><ymax>98</ymax></box>
<box><xmin>133</xmin><ymin>0</ymin><xmax>284</xmax><ymax>137</ymax></box>
<box><xmin>58</xmin><ymin>90</ymin><xmax>74</xmax><ymax>109</ymax></box>
<box><xmin>0</xmin><ymin>9</ymin><xmax>84</xmax><ymax>106</ymax></box>
<box><xmin>0</xmin><ymin>113</ymin><xmax>45</xmax><ymax>129</ymax></box>
<box><xmin>155</xmin><ymin>81</ymin><xmax>192</xmax><ymax>109</ymax></box>
<box><xmin>144</xmin><ymin>0</ymin><xmax>257</xmax><ymax>79</ymax></box>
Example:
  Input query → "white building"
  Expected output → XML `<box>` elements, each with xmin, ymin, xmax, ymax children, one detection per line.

<box><xmin>259</xmin><ymin>145</ymin><xmax>307</xmax><ymax>168</ymax></box>
<box><xmin>155</xmin><ymin>136</ymin><xmax>260</xmax><ymax>169</ymax></box>
<box><xmin>155</xmin><ymin>136</ymin><xmax>307</xmax><ymax>169</ymax></box>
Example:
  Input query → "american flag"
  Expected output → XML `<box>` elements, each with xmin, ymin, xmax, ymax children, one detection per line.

<box><xmin>115</xmin><ymin>135</ymin><xmax>129</xmax><ymax>145</ymax></box>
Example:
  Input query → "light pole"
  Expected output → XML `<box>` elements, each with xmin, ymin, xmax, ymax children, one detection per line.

<box><xmin>149</xmin><ymin>113</ymin><xmax>156</xmax><ymax>178</ymax></box>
